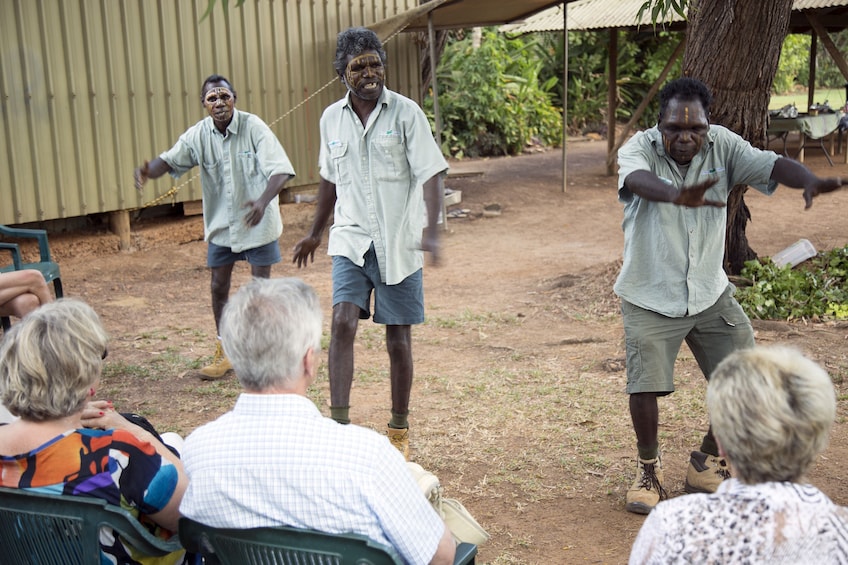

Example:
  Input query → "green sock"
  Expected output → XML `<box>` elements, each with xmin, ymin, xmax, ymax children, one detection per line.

<box><xmin>389</xmin><ymin>412</ymin><xmax>408</xmax><ymax>429</ymax></box>
<box><xmin>637</xmin><ymin>443</ymin><xmax>659</xmax><ymax>461</ymax></box>
<box><xmin>330</xmin><ymin>406</ymin><xmax>350</xmax><ymax>425</ymax></box>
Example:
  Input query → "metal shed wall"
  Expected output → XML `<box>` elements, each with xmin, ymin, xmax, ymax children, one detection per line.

<box><xmin>0</xmin><ymin>0</ymin><xmax>422</xmax><ymax>225</ymax></box>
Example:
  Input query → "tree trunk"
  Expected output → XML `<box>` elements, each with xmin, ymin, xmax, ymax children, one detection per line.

<box><xmin>682</xmin><ymin>0</ymin><xmax>793</xmax><ymax>274</ymax></box>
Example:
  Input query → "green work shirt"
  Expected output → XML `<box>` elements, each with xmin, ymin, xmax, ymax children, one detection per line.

<box><xmin>318</xmin><ymin>88</ymin><xmax>448</xmax><ymax>285</ymax></box>
<box><xmin>615</xmin><ymin>125</ymin><xmax>779</xmax><ymax>317</ymax></box>
<box><xmin>160</xmin><ymin>109</ymin><xmax>295</xmax><ymax>252</ymax></box>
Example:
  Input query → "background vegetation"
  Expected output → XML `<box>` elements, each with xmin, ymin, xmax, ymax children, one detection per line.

<box><xmin>424</xmin><ymin>28</ymin><xmax>848</xmax><ymax>157</ymax></box>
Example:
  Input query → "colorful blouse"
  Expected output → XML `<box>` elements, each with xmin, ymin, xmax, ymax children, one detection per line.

<box><xmin>1</xmin><ymin>428</ymin><xmax>184</xmax><ymax>565</ymax></box>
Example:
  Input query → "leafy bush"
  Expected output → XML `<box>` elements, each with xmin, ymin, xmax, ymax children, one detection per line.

<box><xmin>773</xmin><ymin>34</ymin><xmax>811</xmax><ymax>94</ymax></box>
<box><xmin>424</xmin><ymin>29</ymin><xmax>562</xmax><ymax>158</ymax></box>
<box><xmin>735</xmin><ymin>245</ymin><xmax>848</xmax><ymax>321</ymax></box>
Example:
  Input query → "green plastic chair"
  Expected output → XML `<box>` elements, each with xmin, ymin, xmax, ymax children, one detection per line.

<box><xmin>0</xmin><ymin>225</ymin><xmax>63</xmax><ymax>331</ymax></box>
<box><xmin>179</xmin><ymin>516</ymin><xmax>478</xmax><ymax>565</ymax></box>
<box><xmin>0</xmin><ymin>487</ymin><xmax>183</xmax><ymax>565</ymax></box>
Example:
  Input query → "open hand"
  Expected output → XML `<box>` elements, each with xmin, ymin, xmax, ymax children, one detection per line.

<box><xmin>292</xmin><ymin>236</ymin><xmax>321</xmax><ymax>268</ymax></box>
<box><xmin>803</xmin><ymin>177</ymin><xmax>846</xmax><ymax>209</ymax></box>
<box><xmin>673</xmin><ymin>177</ymin><xmax>724</xmax><ymax>208</ymax></box>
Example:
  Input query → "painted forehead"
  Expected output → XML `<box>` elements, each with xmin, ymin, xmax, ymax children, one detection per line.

<box><xmin>664</xmin><ymin>99</ymin><xmax>707</xmax><ymax>123</ymax></box>
<box><xmin>346</xmin><ymin>52</ymin><xmax>383</xmax><ymax>69</ymax></box>
<box><xmin>203</xmin><ymin>86</ymin><xmax>234</xmax><ymax>102</ymax></box>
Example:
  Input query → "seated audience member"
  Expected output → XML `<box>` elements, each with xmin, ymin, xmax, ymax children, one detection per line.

<box><xmin>180</xmin><ymin>277</ymin><xmax>456</xmax><ymax>565</ymax></box>
<box><xmin>0</xmin><ymin>269</ymin><xmax>52</xmax><ymax>320</ymax></box>
<box><xmin>630</xmin><ymin>346</ymin><xmax>848</xmax><ymax>564</ymax></box>
<box><xmin>0</xmin><ymin>299</ymin><xmax>189</xmax><ymax>565</ymax></box>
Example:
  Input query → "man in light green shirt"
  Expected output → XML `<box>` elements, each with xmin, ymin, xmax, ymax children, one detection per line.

<box><xmin>293</xmin><ymin>28</ymin><xmax>447</xmax><ymax>459</ymax></box>
<box><xmin>134</xmin><ymin>74</ymin><xmax>295</xmax><ymax>380</ymax></box>
<box><xmin>616</xmin><ymin>77</ymin><xmax>845</xmax><ymax>515</ymax></box>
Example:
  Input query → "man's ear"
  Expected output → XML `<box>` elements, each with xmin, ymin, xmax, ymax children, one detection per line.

<box><xmin>302</xmin><ymin>347</ymin><xmax>316</xmax><ymax>381</ymax></box>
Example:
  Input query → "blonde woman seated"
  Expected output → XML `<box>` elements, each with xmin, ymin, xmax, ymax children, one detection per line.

<box><xmin>0</xmin><ymin>299</ymin><xmax>189</xmax><ymax>565</ymax></box>
<box><xmin>630</xmin><ymin>346</ymin><xmax>848</xmax><ymax>564</ymax></box>
<box><xmin>0</xmin><ymin>269</ymin><xmax>51</xmax><ymax>319</ymax></box>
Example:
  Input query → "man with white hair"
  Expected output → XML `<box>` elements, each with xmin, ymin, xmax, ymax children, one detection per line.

<box><xmin>179</xmin><ymin>277</ymin><xmax>455</xmax><ymax>565</ymax></box>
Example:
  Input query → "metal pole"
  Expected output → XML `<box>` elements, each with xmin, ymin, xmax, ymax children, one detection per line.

<box><xmin>428</xmin><ymin>11</ymin><xmax>447</xmax><ymax>229</ymax></box>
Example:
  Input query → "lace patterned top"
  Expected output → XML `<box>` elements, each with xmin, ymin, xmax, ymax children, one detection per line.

<box><xmin>630</xmin><ymin>479</ymin><xmax>848</xmax><ymax>564</ymax></box>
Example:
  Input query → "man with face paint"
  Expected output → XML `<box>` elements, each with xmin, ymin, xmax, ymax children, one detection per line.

<box><xmin>134</xmin><ymin>74</ymin><xmax>295</xmax><ymax>380</ymax></box>
<box><xmin>293</xmin><ymin>27</ymin><xmax>448</xmax><ymax>460</ymax></box>
<box><xmin>616</xmin><ymin>77</ymin><xmax>846</xmax><ymax>515</ymax></box>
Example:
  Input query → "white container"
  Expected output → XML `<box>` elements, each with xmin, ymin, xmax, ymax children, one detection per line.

<box><xmin>771</xmin><ymin>238</ymin><xmax>817</xmax><ymax>268</ymax></box>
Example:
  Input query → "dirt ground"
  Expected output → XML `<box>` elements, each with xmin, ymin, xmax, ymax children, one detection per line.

<box><xmin>12</xmin><ymin>138</ymin><xmax>848</xmax><ymax>564</ymax></box>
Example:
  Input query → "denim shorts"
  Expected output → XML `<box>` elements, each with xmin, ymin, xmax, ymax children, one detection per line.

<box><xmin>207</xmin><ymin>240</ymin><xmax>281</xmax><ymax>268</ymax></box>
<box><xmin>332</xmin><ymin>245</ymin><xmax>424</xmax><ymax>325</ymax></box>
<box><xmin>621</xmin><ymin>285</ymin><xmax>755</xmax><ymax>395</ymax></box>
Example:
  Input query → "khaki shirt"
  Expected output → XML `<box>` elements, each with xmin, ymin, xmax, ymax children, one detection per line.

<box><xmin>318</xmin><ymin>88</ymin><xmax>448</xmax><ymax>285</ymax></box>
<box><xmin>161</xmin><ymin>109</ymin><xmax>295</xmax><ymax>252</ymax></box>
<box><xmin>615</xmin><ymin>125</ymin><xmax>778</xmax><ymax>317</ymax></box>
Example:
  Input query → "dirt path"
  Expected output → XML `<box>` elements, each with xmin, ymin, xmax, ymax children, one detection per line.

<box><xmin>18</xmin><ymin>139</ymin><xmax>848</xmax><ymax>564</ymax></box>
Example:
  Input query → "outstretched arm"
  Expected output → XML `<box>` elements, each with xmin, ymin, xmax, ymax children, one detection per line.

<box><xmin>624</xmin><ymin>170</ymin><xmax>724</xmax><ymax>207</ymax></box>
<box><xmin>770</xmin><ymin>156</ymin><xmax>847</xmax><ymax>209</ymax></box>
<box><xmin>292</xmin><ymin>177</ymin><xmax>337</xmax><ymax>268</ymax></box>
<box><xmin>134</xmin><ymin>157</ymin><xmax>172</xmax><ymax>190</ymax></box>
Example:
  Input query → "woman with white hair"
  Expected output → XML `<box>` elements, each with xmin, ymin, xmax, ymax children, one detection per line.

<box><xmin>0</xmin><ymin>298</ymin><xmax>189</xmax><ymax>564</ymax></box>
<box><xmin>630</xmin><ymin>345</ymin><xmax>848</xmax><ymax>564</ymax></box>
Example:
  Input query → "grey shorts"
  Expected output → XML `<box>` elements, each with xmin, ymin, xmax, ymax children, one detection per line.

<box><xmin>621</xmin><ymin>285</ymin><xmax>755</xmax><ymax>395</ymax></box>
<box><xmin>207</xmin><ymin>240</ymin><xmax>281</xmax><ymax>268</ymax></box>
<box><xmin>332</xmin><ymin>245</ymin><xmax>424</xmax><ymax>325</ymax></box>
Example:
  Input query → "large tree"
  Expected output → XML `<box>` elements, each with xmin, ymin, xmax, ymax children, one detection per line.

<box><xmin>681</xmin><ymin>0</ymin><xmax>794</xmax><ymax>274</ymax></box>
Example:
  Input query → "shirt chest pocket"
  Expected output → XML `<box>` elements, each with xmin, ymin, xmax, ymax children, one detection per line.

<box><xmin>330</xmin><ymin>142</ymin><xmax>351</xmax><ymax>187</ymax></box>
<box><xmin>372</xmin><ymin>133</ymin><xmax>408</xmax><ymax>182</ymax></box>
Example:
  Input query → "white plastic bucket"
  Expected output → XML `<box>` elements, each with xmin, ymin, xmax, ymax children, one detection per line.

<box><xmin>771</xmin><ymin>238</ymin><xmax>816</xmax><ymax>268</ymax></box>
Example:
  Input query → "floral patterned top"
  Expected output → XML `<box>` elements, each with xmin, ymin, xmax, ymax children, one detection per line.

<box><xmin>630</xmin><ymin>478</ymin><xmax>848</xmax><ymax>564</ymax></box>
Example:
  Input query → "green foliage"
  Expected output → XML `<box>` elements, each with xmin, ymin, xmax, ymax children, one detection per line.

<box><xmin>565</xmin><ymin>30</ymin><xmax>683</xmax><ymax>134</ymax></box>
<box><xmin>815</xmin><ymin>29</ymin><xmax>848</xmax><ymax>91</ymax></box>
<box><xmin>637</xmin><ymin>0</ymin><xmax>688</xmax><ymax>25</ymax></box>
<box><xmin>773</xmin><ymin>34</ymin><xmax>811</xmax><ymax>94</ymax></box>
<box><xmin>735</xmin><ymin>245</ymin><xmax>848</xmax><ymax>321</ymax></box>
<box><xmin>425</xmin><ymin>29</ymin><xmax>562</xmax><ymax>158</ymax></box>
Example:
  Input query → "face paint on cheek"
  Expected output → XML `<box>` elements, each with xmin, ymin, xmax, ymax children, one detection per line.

<box><xmin>344</xmin><ymin>54</ymin><xmax>383</xmax><ymax>89</ymax></box>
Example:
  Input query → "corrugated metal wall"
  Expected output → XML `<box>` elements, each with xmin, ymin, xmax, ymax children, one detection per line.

<box><xmin>0</xmin><ymin>0</ymin><xmax>422</xmax><ymax>225</ymax></box>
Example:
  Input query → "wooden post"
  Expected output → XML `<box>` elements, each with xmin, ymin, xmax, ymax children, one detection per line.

<box><xmin>806</xmin><ymin>14</ymin><xmax>848</xmax><ymax>82</ymax></box>
<box><xmin>109</xmin><ymin>210</ymin><xmax>131</xmax><ymax>251</ymax></box>
<box><xmin>563</xmin><ymin>4</ymin><xmax>568</xmax><ymax>192</ymax></box>
<box><xmin>807</xmin><ymin>32</ymin><xmax>817</xmax><ymax>112</ymax></box>
<box><xmin>428</xmin><ymin>12</ymin><xmax>447</xmax><ymax>230</ymax></box>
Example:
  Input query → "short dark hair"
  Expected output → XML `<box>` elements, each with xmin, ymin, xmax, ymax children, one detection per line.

<box><xmin>333</xmin><ymin>27</ymin><xmax>387</xmax><ymax>76</ymax></box>
<box><xmin>658</xmin><ymin>77</ymin><xmax>712</xmax><ymax>118</ymax></box>
<box><xmin>200</xmin><ymin>74</ymin><xmax>236</xmax><ymax>99</ymax></box>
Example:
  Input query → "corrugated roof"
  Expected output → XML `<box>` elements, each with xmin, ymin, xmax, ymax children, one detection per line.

<box><xmin>500</xmin><ymin>0</ymin><xmax>848</xmax><ymax>34</ymax></box>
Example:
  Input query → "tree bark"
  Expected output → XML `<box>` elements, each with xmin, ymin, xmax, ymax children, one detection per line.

<box><xmin>682</xmin><ymin>0</ymin><xmax>793</xmax><ymax>274</ymax></box>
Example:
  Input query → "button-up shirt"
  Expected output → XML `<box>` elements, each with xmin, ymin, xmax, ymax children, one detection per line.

<box><xmin>615</xmin><ymin>125</ymin><xmax>779</xmax><ymax>317</ymax></box>
<box><xmin>319</xmin><ymin>88</ymin><xmax>448</xmax><ymax>285</ymax></box>
<box><xmin>180</xmin><ymin>394</ymin><xmax>445</xmax><ymax>565</ymax></box>
<box><xmin>160</xmin><ymin>109</ymin><xmax>295</xmax><ymax>252</ymax></box>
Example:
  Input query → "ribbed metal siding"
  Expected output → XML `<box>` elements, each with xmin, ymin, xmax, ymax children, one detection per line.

<box><xmin>0</xmin><ymin>0</ymin><xmax>421</xmax><ymax>225</ymax></box>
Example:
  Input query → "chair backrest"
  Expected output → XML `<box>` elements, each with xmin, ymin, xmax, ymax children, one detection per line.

<box><xmin>180</xmin><ymin>518</ymin><xmax>478</xmax><ymax>565</ymax></box>
<box><xmin>0</xmin><ymin>487</ymin><xmax>183</xmax><ymax>565</ymax></box>
<box><xmin>179</xmin><ymin>517</ymin><xmax>404</xmax><ymax>565</ymax></box>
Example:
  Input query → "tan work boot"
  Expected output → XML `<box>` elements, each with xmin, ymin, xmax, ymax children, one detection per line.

<box><xmin>625</xmin><ymin>455</ymin><xmax>667</xmax><ymax>515</ymax></box>
<box><xmin>198</xmin><ymin>341</ymin><xmax>233</xmax><ymax>380</ymax></box>
<box><xmin>684</xmin><ymin>450</ymin><xmax>730</xmax><ymax>494</ymax></box>
<box><xmin>387</xmin><ymin>426</ymin><xmax>409</xmax><ymax>460</ymax></box>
